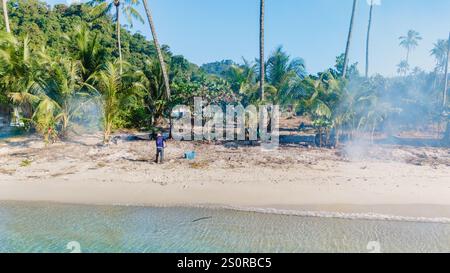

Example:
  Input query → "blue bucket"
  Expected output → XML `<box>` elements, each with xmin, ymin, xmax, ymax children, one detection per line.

<box><xmin>184</xmin><ymin>151</ymin><xmax>196</xmax><ymax>160</ymax></box>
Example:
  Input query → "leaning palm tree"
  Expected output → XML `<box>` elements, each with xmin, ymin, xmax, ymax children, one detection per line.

<box><xmin>441</xmin><ymin>37</ymin><xmax>449</xmax><ymax>148</ymax></box>
<box><xmin>2</xmin><ymin>0</ymin><xmax>10</xmax><ymax>33</ymax></box>
<box><xmin>142</xmin><ymin>0</ymin><xmax>171</xmax><ymax>99</ymax></box>
<box><xmin>399</xmin><ymin>30</ymin><xmax>422</xmax><ymax>64</ymax></box>
<box><xmin>342</xmin><ymin>0</ymin><xmax>358</xmax><ymax>79</ymax></box>
<box><xmin>443</xmin><ymin>32</ymin><xmax>450</xmax><ymax>109</ymax></box>
<box><xmin>259</xmin><ymin>0</ymin><xmax>265</xmax><ymax>101</ymax></box>
<box><xmin>89</xmin><ymin>0</ymin><xmax>143</xmax><ymax>74</ymax></box>
<box><xmin>365</xmin><ymin>0</ymin><xmax>375</xmax><ymax>78</ymax></box>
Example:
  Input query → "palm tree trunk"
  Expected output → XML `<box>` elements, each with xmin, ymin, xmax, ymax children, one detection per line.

<box><xmin>3</xmin><ymin>0</ymin><xmax>14</xmax><ymax>128</ymax></box>
<box><xmin>406</xmin><ymin>48</ymin><xmax>410</xmax><ymax>64</ymax></box>
<box><xmin>442</xmin><ymin>33</ymin><xmax>450</xmax><ymax>143</ymax></box>
<box><xmin>142</xmin><ymin>0</ymin><xmax>171</xmax><ymax>99</ymax></box>
<box><xmin>259</xmin><ymin>0</ymin><xmax>265</xmax><ymax>101</ymax></box>
<box><xmin>444</xmin><ymin>120</ymin><xmax>450</xmax><ymax>142</ymax></box>
<box><xmin>365</xmin><ymin>0</ymin><xmax>374</xmax><ymax>78</ymax></box>
<box><xmin>115</xmin><ymin>1</ymin><xmax>123</xmax><ymax>74</ymax></box>
<box><xmin>343</xmin><ymin>0</ymin><xmax>357</xmax><ymax>79</ymax></box>
<box><xmin>443</xmin><ymin>32</ymin><xmax>450</xmax><ymax>108</ymax></box>
<box><xmin>2</xmin><ymin>0</ymin><xmax>10</xmax><ymax>33</ymax></box>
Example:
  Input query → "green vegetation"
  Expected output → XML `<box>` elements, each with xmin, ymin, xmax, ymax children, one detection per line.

<box><xmin>0</xmin><ymin>0</ymin><xmax>449</xmax><ymax>145</ymax></box>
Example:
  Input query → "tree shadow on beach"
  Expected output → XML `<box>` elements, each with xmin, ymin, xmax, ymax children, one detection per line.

<box><xmin>375</xmin><ymin>136</ymin><xmax>446</xmax><ymax>148</ymax></box>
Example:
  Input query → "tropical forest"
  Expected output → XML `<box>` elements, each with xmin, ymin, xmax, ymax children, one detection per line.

<box><xmin>0</xmin><ymin>0</ymin><xmax>449</xmax><ymax>146</ymax></box>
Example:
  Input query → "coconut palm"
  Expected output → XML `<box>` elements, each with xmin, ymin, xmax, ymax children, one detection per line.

<box><xmin>0</xmin><ymin>33</ymin><xmax>43</xmax><ymax>121</ymax></box>
<box><xmin>297</xmin><ymin>72</ymin><xmax>340</xmax><ymax>146</ymax></box>
<box><xmin>70</xmin><ymin>25</ymin><xmax>107</xmax><ymax>82</ymax></box>
<box><xmin>342</xmin><ymin>0</ymin><xmax>358</xmax><ymax>79</ymax></box>
<box><xmin>259</xmin><ymin>0</ymin><xmax>265</xmax><ymax>101</ymax></box>
<box><xmin>142</xmin><ymin>0</ymin><xmax>171</xmax><ymax>99</ymax></box>
<box><xmin>399</xmin><ymin>30</ymin><xmax>422</xmax><ymax>64</ymax></box>
<box><xmin>225</xmin><ymin>60</ymin><xmax>257</xmax><ymax>94</ymax></box>
<box><xmin>357</xmin><ymin>93</ymin><xmax>401</xmax><ymax>143</ymax></box>
<box><xmin>365</xmin><ymin>0</ymin><xmax>375</xmax><ymax>78</ymax></box>
<box><xmin>137</xmin><ymin>57</ymin><xmax>176</xmax><ymax>126</ymax></box>
<box><xmin>224</xmin><ymin>60</ymin><xmax>260</xmax><ymax>106</ymax></box>
<box><xmin>266</xmin><ymin>46</ymin><xmax>306</xmax><ymax>104</ymax></box>
<box><xmin>38</xmin><ymin>58</ymin><xmax>86</xmax><ymax>138</ymax></box>
<box><xmin>431</xmin><ymin>39</ymin><xmax>448</xmax><ymax>74</ymax></box>
<box><xmin>430</xmin><ymin>39</ymin><xmax>449</xmax><ymax>90</ymax></box>
<box><xmin>443</xmin><ymin>33</ymin><xmax>450</xmax><ymax>109</ymax></box>
<box><xmin>2</xmin><ymin>0</ymin><xmax>10</xmax><ymax>33</ymax></box>
<box><xmin>89</xmin><ymin>0</ymin><xmax>143</xmax><ymax>74</ymax></box>
<box><xmin>397</xmin><ymin>60</ymin><xmax>410</xmax><ymax>76</ymax></box>
<box><xmin>90</xmin><ymin>61</ymin><xmax>141</xmax><ymax>143</ymax></box>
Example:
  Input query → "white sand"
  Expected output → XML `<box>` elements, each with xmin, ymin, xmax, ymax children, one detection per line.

<box><xmin>0</xmin><ymin>134</ymin><xmax>449</xmax><ymax>219</ymax></box>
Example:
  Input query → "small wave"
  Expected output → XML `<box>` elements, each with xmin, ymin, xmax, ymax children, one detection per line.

<box><xmin>118</xmin><ymin>202</ymin><xmax>450</xmax><ymax>224</ymax></box>
<box><xmin>9</xmin><ymin>200</ymin><xmax>450</xmax><ymax>224</ymax></box>
<box><xmin>220</xmin><ymin>205</ymin><xmax>450</xmax><ymax>224</ymax></box>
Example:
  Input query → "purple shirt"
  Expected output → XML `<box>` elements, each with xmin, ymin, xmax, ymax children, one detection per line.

<box><xmin>156</xmin><ymin>136</ymin><xmax>165</xmax><ymax>149</ymax></box>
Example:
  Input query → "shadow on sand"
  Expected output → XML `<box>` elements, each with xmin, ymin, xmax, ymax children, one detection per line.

<box><xmin>376</xmin><ymin>136</ymin><xmax>447</xmax><ymax>148</ymax></box>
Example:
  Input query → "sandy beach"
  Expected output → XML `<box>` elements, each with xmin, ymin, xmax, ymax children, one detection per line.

<box><xmin>0</xmin><ymin>134</ymin><xmax>449</xmax><ymax>219</ymax></box>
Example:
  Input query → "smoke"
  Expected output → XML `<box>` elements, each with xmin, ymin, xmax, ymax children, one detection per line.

<box><xmin>341</xmin><ymin>70</ymin><xmax>445</xmax><ymax>159</ymax></box>
<box><xmin>69</xmin><ymin>95</ymin><xmax>102</xmax><ymax>134</ymax></box>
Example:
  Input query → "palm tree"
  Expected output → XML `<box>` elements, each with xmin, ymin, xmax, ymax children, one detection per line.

<box><xmin>365</xmin><ymin>0</ymin><xmax>375</xmax><ymax>78</ymax></box>
<box><xmin>359</xmin><ymin>98</ymin><xmax>399</xmax><ymax>143</ymax></box>
<box><xmin>0</xmin><ymin>34</ymin><xmax>42</xmax><ymax>121</ymax></box>
<box><xmin>431</xmin><ymin>39</ymin><xmax>448</xmax><ymax>90</ymax></box>
<box><xmin>91</xmin><ymin>61</ymin><xmax>142</xmax><ymax>143</ymax></box>
<box><xmin>89</xmin><ymin>0</ymin><xmax>143</xmax><ymax>74</ymax></box>
<box><xmin>71</xmin><ymin>25</ymin><xmax>107</xmax><ymax>82</ymax></box>
<box><xmin>2</xmin><ymin>0</ymin><xmax>10</xmax><ymax>33</ymax></box>
<box><xmin>443</xmin><ymin>34</ymin><xmax>450</xmax><ymax>142</ymax></box>
<box><xmin>431</xmin><ymin>39</ymin><xmax>448</xmax><ymax>74</ymax></box>
<box><xmin>259</xmin><ymin>0</ymin><xmax>265</xmax><ymax>101</ymax></box>
<box><xmin>226</xmin><ymin>60</ymin><xmax>256</xmax><ymax>92</ymax></box>
<box><xmin>39</xmin><ymin>58</ymin><xmax>85</xmax><ymax>138</ymax></box>
<box><xmin>139</xmin><ymin>58</ymin><xmax>169</xmax><ymax>125</ymax></box>
<box><xmin>443</xmin><ymin>32</ymin><xmax>450</xmax><ymax>109</ymax></box>
<box><xmin>342</xmin><ymin>0</ymin><xmax>358</xmax><ymax>79</ymax></box>
<box><xmin>296</xmin><ymin>72</ymin><xmax>340</xmax><ymax>147</ymax></box>
<box><xmin>397</xmin><ymin>60</ymin><xmax>410</xmax><ymax>76</ymax></box>
<box><xmin>142</xmin><ymin>0</ymin><xmax>171</xmax><ymax>99</ymax></box>
<box><xmin>399</xmin><ymin>30</ymin><xmax>422</xmax><ymax>64</ymax></box>
<box><xmin>266</xmin><ymin>46</ymin><xmax>306</xmax><ymax>104</ymax></box>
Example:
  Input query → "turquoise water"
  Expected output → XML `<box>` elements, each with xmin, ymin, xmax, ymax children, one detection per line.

<box><xmin>1</xmin><ymin>202</ymin><xmax>450</xmax><ymax>253</ymax></box>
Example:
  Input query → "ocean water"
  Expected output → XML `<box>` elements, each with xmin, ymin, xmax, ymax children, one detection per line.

<box><xmin>0</xmin><ymin>202</ymin><xmax>449</xmax><ymax>253</ymax></box>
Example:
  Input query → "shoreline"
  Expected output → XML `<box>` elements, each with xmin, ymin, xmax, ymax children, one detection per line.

<box><xmin>2</xmin><ymin>179</ymin><xmax>450</xmax><ymax>223</ymax></box>
<box><xmin>2</xmin><ymin>197</ymin><xmax>450</xmax><ymax>224</ymax></box>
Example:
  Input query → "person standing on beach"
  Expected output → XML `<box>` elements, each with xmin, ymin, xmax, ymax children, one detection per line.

<box><xmin>155</xmin><ymin>133</ymin><xmax>167</xmax><ymax>163</ymax></box>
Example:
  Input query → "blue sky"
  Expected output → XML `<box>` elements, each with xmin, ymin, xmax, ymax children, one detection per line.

<box><xmin>47</xmin><ymin>0</ymin><xmax>450</xmax><ymax>76</ymax></box>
